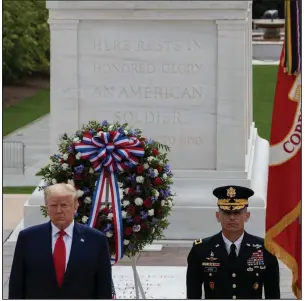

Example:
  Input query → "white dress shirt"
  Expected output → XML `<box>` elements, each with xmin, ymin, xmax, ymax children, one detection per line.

<box><xmin>222</xmin><ymin>232</ymin><xmax>244</xmax><ymax>256</ymax></box>
<box><xmin>51</xmin><ymin>220</ymin><xmax>74</xmax><ymax>270</ymax></box>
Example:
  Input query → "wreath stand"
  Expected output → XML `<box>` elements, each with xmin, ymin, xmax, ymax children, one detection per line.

<box><xmin>104</xmin><ymin>179</ymin><xmax>146</xmax><ymax>299</ymax></box>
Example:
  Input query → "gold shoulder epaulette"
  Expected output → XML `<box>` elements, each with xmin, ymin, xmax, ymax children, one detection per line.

<box><xmin>194</xmin><ymin>239</ymin><xmax>202</xmax><ymax>245</ymax></box>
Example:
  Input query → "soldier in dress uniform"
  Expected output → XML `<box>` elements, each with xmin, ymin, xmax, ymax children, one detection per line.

<box><xmin>186</xmin><ymin>185</ymin><xmax>280</xmax><ymax>299</ymax></box>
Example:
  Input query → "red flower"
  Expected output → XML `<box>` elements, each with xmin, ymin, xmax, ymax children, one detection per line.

<box><xmin>128</xmin><ymin>205</ymin><xmax>136</xmax><ymax>216</ymax></box>
<box><xmin>152</xmin><ymin>149</ymin><xmax>159</xmax><ymax>156</ymax></box>
<box><xmin>143</xmin><ymin>198</ymin><xmax>152</xmax><ymax>209</ymax></box>
<box><xmin>133</xmin><ymin>216</ymin><xmax>141</xmax><ymax>224</ymax></box>
<box><xmin>128</xmin><ymin>188</ymin><xmax>135</xmax><ymax>196</ymax></box>
<box><xmin>74</xmin><ymin>174</ymin><xmax>82</xmax><ymax>181</ymax></box>
<box><xmin>156</xmin><ymin>209</ymin><xmax>163</xmax><ymax>217</ymax></box>
<box><xmin>141</xmin><ymin>222</ymin><xmax>148</xmax><ymax>230</ymax></box>
<box><xmin>156</xmin><ymin>165</ymin><xmax>163</xmax><ymax>173</ymax></box>
<box><xmin>101</xmin><ymin>207</ymin><xmax>110</xmax><ymax>215</ymax></box>
<box><xmin>67</xmin><ymin>154</ymin><xmax>75</xmax><ymax>165</ymax></box>
<box><xmin>153</xmin><ymin>178</ymin><xmax>163</xmax><ymax>186</ymax></box>
<box><xmin>124</xmin><ymin>227</ymin><xmax>133</xmax><ymax>236</ymax></box>
<box><xmin>136</xmin><ymin>165</ymin><xmax>145</xmax><ymax>174</ymax></box>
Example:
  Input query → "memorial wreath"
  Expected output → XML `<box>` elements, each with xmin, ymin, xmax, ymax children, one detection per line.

<box><xmin>37</xmin><ymin>120</ymin><xmax>174</xmax><ymax>263</ymax></box>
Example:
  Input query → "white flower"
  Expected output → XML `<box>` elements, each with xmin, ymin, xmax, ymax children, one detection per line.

<box><xmin>133</xmin><ymin>225</ymin><xmax>141</xmax><ymax>232</ymax></box>
<box><xmin>124</xmin><ymin>130</ymin><xmax>128</xmax><ymax>135</ymax></box>
<box><xmin>121</xmin><ymin>210</ymin><xmax>127</xmax><ymax>219</ymax></box>
<box><xmin>152</xmin><ymin>189</ymin><xmax>159</xmax><ymax>198</ymax></box>
<box><xmin>49</xmin><ymin>165</ymin><xmax>55</xmax><ymax>172</ymax></box>
<box><xmin>62</xmin><ymin>163</ymin><xmax>69</xmax><ymax>170</ymax></box>
<box><xmin>144</xmin><ymin>163</ymin><xmax>149</xmax><ymax>170</ymax></box>
<box><xmin>162</xmin><ymin>173</ymin><xmax>168</xmax><ymax>179</ymax></box>
<box><xmin>51</xmin><ymin>178</ymin><xmax>57</xmax><ymax>185</ymax></box>
<box><xmin>62</xmin><ymin>153</ymin><xmax>69</xmax><ymax>160</ymax></box>
<box><xmin>159</xmin><ymin>161</ymin><xmax>164</xmax><ymax>166</ymax></box>
<box><xmin>67</xmin><ymin>179</ymin><xmax>75</xmax><ymax>186</ymax></box>
<box><xmin>153</xmin><ymin>169</ymin><xmax>159</xmax><ymax>177</ymax></box>
<box><xmin>76</xmin><ymin>190</ymin><xmax>84</xmax><ymax>198</ymax></box>
<box><xmin>76</xmin><ymin>152</ymin><xmax>82</xmax><ymax>160</ymax></box>
<box><xmin>122</xmin><ymin>200</ymin><xmax>130</xmax><ymax>207</ymax></box>
<box><xmin>84</xmin><ymin>197</ymin><xmax>92</xmax><ymax>204</ymax></box>
<box><xmin>89</xmin><ymin>168</ymin><xmax>94</xmax><ymax>174</ymax></box>
<box><xmin>108</xmin><ymin>125</ymin><xmax>114</xmax><ymax>130</ymax></box>
<box><xmin>118</xmin><ymin>182</ymin><xmax>123</xmax><ymax>188</ymax></box>
<box><xmin>167</xmin><ymin>200</ymin><xmax>173</xmax><ymax>207</ymax></box>
<box><xmin>106</xmin><ymin>232</ymin><xmax>113</xmax><ymax>238</ymax></box>
<box><xmin>82</xmin><ymin>216</ymin><xmax>89</xmax><ymax>223</ymax></box>
<box><xmin>124</xmin><ymin>239</ymin><xmax>130</xmax><ymax>245</ymax></box>
<box><xmin>151</xmin><ymin>228</ymin><xmax>155</xmax><ymax>234</ymax></box>
<box><xmin>135</xmin><ymin>197</ymin><xmax>143</xmax><ymax>206</ymax></box>
<box><xmin>136</xmin><ymin>176</ymin><xmax>144</xmax><ymax>183</ymax></box>
<box><xmin>147</xmin><ymin>156</ymin><xmax>154</xmax><ymax>163</ymax></box>
<box><xmin>124</xmin><ymin>188</ymin><xmax>130</xmax><ymax>194</ymax></box>
<box><xmin>161</xmin><ymin>200</ymin><xmax>166</xmax><ymax>206</ymax></box>
<box><xmin>107</xmin><ymin>213</ymin><xmax>114</xmax><ymax>220</ymax></box>
<box><xmin>73</xmin><ymin>137</ymin><xmax>80</xmax><ymax>143</ymax></box>
<box><xmin>148</xmin><ymin>209</ymin><xmax>154</xmax><ymax>216</ymax></box>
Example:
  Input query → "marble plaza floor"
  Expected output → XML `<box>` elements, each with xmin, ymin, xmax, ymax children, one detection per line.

<box><xmin>2</xmin><ymin>242</ymin><xmax>297</xmax><ymax>299</ymax></box>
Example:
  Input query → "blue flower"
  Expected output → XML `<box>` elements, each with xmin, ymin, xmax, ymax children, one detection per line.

<box><xmin>54</xmin><ymin>154</ymin><xmax>61</xmax><ymax>159</ymax></box>
<box><xmin>140</xmin><ymin>211</ymin><xmax>148</xmax><ymax>219</ymax></box>
<box><xmin>89</xmin><ymin>129</ymin><xmax>96</xmax><ymax>135</ymax></box>
<box><xmin>164</xmin><ymin>164</ymin><xmax>171</xmax><ymax>172</ymax></box>
<box><xmin>83</xmin><ymin>187</ymin><xmax>90</xmax><ymax>194</ymax></box>
<box><xmin>74</xmin><ymin>165</ymin><xmax>85</xmax><ymax>174</ymax></box>
<box><xmin>67</xmin><ymin>146</ymin><xmax>73</xmax><ymax>153</ymax></box>
<box><xmin>127</xmin><ymin>218</ymin><xmax>133</xmax><ymax>223</ymax></box>
<box><xmin>100</xmin><ymin>120</ymin><xmax>109</xmax><ymax>126</ymax></box>
<box><xmin>146</xmin><ymin>138</ymin><xmax>155</xmax><ymax>145</ymax></box>
<box><xmin>148</xmin><ymin>168</ymin><xmax>155</xmax><ymax>178</ymax></box>
<box><xmin>127</xmin><ymin>174</ymin><xmax>136</xmax><ymax>181</ymax></box>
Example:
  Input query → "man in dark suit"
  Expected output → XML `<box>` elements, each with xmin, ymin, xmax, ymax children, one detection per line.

<box><xmin>186</xmin><ymin>185</ymin><xmax>280</xmax><ymax>299</ymax></box>
<box><xmin>9</xmin><ymin>183</ymin><xmax>113</xmax><ymax>299</ymax></box>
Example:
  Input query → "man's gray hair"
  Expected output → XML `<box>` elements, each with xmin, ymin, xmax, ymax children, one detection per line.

<box><xmin>44</xmin><ymin>183</ymin><xmax>77</xmax><ymax>205</ymax></box>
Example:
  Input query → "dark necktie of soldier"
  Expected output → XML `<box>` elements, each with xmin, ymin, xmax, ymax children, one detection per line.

<box><xmin>229</xmin><ymin>243</ymin><xmax>237</xmax><ymax>260</ymax></box>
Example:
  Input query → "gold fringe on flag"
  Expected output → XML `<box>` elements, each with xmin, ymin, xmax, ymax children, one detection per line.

<box><xmin>265</xmin><ymin>201</ymin><xmax>301</xmax><ymax>299</ymax></box>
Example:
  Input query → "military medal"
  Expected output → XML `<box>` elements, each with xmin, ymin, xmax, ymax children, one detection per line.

<box><xmin>253</xmin><ymin>282</ymin><xmax>259</xmax><ymax>290</ymax></box>
<box><xmin>206</xmin><ymin>251</ymin><xmax>218</xmax><ymax>261</ymax></box>
<box><xmin>209</xmin><ymin>282</ymin><xmax>215</xmax><ymax>290</ymax></box>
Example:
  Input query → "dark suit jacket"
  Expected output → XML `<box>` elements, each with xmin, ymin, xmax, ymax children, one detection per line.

<box><xmin>9</xmin><ymin>221</ymin><xmax>112</xmax><ymax>299</ymax></box>
<box><xmin>186</xmin><ymin>231</ymin><xmax>280</xmax><ymax>299</ymax></box>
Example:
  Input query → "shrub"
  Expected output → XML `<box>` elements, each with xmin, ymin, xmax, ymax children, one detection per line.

<box><xmin>3</xmin><ymin>0</ymin><xmax>50</xmax><ymax>84</ymax></box>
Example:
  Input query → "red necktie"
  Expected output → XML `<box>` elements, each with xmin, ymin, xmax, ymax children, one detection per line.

<box><xmin>53</xmin><ymin>230</ymin><xmax>66</xmax><ymax>287</ymax></box>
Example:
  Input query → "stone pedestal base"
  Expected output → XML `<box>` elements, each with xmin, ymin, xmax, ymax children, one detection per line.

<box><xmin>21</xmin><ymin>125</ymin><xmax>269</xmax><ymax>240</ymax></box>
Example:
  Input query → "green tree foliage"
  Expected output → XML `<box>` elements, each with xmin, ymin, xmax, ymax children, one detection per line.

<box><xmin>3</xmin><ymin>0</ymin><xmax>50</xmax><ymax>84</ymax></box>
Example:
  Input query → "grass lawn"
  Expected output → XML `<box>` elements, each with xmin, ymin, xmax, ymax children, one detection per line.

<box><xmin>3</xmin><ymin>186</ymin><xmax>37</xmax><ymax>194</ymax></box>
<box><xmin>3</xmin><ymin>89</ymin><xmax>50</xmax><ymax>136</ymax></box>
<box><xmin>252</xmin><ymin>65</ymin><xmax>278</xmax><ymax>141</ymax></box>
<box><xmin>3</xmin><ymin>65</ymin><xmax>278</xmax><ymax>194</ymax></box>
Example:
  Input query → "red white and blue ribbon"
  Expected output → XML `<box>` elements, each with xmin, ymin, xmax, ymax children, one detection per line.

<box><xmin>74</xmin><ymin>130</ymin><xmax>144</xmax><ymax>264</ymax></box>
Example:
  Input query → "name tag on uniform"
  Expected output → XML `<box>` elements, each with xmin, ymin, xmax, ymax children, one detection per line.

<box><xmin>202</xmin><ymin>262</ymin><xmax>220</xmax><ymax>267</ymax></box>
<box><xmin>204</xmin><ymin>267</ymin><xmax>218</xmax><ymax>273</ymax></box>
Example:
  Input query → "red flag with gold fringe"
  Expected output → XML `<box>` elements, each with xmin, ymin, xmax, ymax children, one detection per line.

<box><xmin>265</xmin><ymin>49</ymin><xmax>301</xmax><ymax>298</ymax></box>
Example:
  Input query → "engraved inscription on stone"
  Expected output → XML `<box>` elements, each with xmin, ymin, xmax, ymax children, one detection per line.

<box><xmin>78</xmin><ymin>21</ymin><xmax>217</xmax><ymax>169</ymax></box>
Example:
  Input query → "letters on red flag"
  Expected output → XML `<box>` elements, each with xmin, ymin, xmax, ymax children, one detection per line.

<box><xmin>265</xmin><ymin>47</ymin><xmax>301</xmax><ymax>299</ymax></box>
